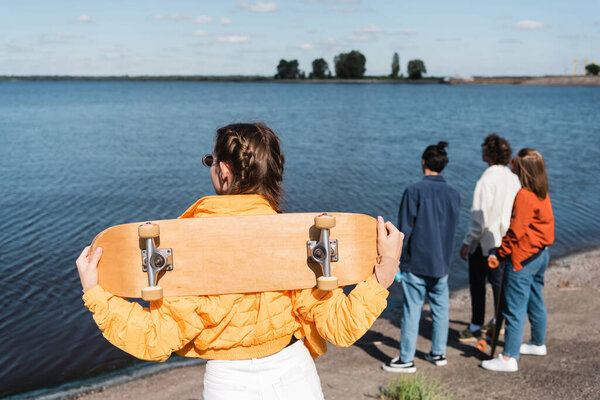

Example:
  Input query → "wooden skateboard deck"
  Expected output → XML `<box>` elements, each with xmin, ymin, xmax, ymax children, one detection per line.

<box><xmin>90</xmin><ymin>213</ymin><xmax>377</xmax><ymax>298</ymax></box>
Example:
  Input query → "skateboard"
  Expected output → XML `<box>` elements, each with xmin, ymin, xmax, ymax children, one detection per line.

<box><xmin>90</xmin><ymin>213</ymin><xmax>378</xmax><ymax>301</ymax></box>
<box><xmin>476</xmin><ymin>257</ymin><xmax>505</xmax><ymax>358</ymax></box>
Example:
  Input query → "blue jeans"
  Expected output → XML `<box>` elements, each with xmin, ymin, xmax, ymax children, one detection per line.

<box><xmin>502</xmin><ymin>249</ymin><xmax>549</xmax><ymax>359</ymax></box>
<box><xmin>400</xmin><ymin>272</ymin><xmax>449</xmax><ymax>362</ymax></box>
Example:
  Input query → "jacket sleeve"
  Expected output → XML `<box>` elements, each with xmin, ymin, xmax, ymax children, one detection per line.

<box><xmin>82</xmin><ymin>285</ymin><xmax>226</xmax><ymax>362</ymax></box>
<box><xmin>292</xmin><ymin>277</ymin><xmax>388</xmax><ymax>347</ymax></box>
<box><xmin>397</xmin><ymin>188</ymin><xmax>417</xmax><ymax>264</ymax></box>
<box><xmin>498</xmin><ymin>191</ymin><xmax>534</xmax><ymax>258</ymax></box>
<box><xmin>463</xmin><ymin>178</ymin><xmax>491</xmax><ymax>246</ymax></box>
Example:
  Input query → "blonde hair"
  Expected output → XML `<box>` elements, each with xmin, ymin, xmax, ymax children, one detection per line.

<box><xmin>512</xmin><ymin>148</ymin><xmax>548</xmax><ymax>199</ymax></box>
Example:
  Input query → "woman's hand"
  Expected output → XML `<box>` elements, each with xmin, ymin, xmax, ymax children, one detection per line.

<box><xmin>373</xmin><ymin>216</ymin><xmax>404</xmax><ymax>288</ymax></box>
<box><xmin>76</xmin><ymin>246</ymin><xmax>102</xmax><ymax>293</ymax></box>
<box><xmin>377</xmin><ymin>216</ymin><xmax>403</xmax><ymax>260</ymax></box>
<box><xmin>460</xmin><ymin>244</ymin><xmax>469</xmax><ymax>261</ymax></box>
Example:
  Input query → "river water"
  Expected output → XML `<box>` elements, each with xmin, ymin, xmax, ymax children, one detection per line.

<box><xmin>1</xmin><ymin>81</ymin><xmax>599</xmax><ymax>396</ymax></box>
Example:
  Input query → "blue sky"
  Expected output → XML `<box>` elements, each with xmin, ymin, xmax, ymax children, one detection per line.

<box><xmin>2</xmin><ymin>0</ymin><xmax>599</xmax><ymax>76</ymax></box>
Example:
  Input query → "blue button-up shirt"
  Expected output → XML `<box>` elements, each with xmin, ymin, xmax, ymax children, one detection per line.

<box><xmin>397</xmin><ymin>175</ymin><xmax>461</xmax><ymax>278</ymax></box>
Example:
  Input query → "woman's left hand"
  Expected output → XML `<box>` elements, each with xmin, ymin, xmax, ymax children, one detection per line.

<box><xmin>76</xmin><ymin>246</ymin><xmax>102</xmax><ymax>293</ymax></box>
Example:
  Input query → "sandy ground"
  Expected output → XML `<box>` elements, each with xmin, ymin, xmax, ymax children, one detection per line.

<box><xmin>53</xmin><ymin>249</ymin><xmax>600</xmax><ymax>400</ymax></box>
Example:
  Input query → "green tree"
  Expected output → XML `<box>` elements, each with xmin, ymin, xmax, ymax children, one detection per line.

<box><xmin>310</xmin><ymin>58</ymin><xmax>330</xmax><ymax>79</ymax></box>
<box><xmin>391</xmin><ymin>52</ymin><xmax>400</xmax><ymax>79</ymax></box>
<box><xmin>274</xmin><ymin>59</ymin><xmax>300</xmax><ymax>79</ymax></box>
<box><xmin>334</xmin><ymin>50</ymin><xmax>366</xmax><ymax>79</ymax></box>
<box><xmin>407</xmin><ymin>59</ymin><xmax>427</xmax><ymax>79</ymax></box>
<box><xmin>585</xmin><ymin>63</ymin><xmax>600</xmax><ymax>76</ymax></box>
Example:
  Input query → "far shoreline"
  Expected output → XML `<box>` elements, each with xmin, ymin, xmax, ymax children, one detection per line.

<box><xmin>1</xmin><ymin>75</ymin><xmax>599</xmax><ymax>86</ymax></box>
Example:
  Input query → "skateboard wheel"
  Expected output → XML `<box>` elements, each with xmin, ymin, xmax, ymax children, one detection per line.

<box><xmin>317</xmin><ymin>276</ymin><xmax>338</xmax><ymax>291</ymax></box>
<box><xmin>476</xmin><ymin>339</ymin><xmax>487</xmax><ymax>351</ymax></box>
<box><xmin>142</xmin><ymin>286</ymin><xmax>163</xmax><ymax>301</ymax></box>
<box><xmin>488</xmin><ymin>257</ymin><xmax>499</xmax><ymax>269</ymax></box>
<box><xmin>138</xmin><ymin>223</ymin><xmax>160</xmax><ymax>239</ymax></box>
<box><xmin>314</xmin><ymin>214</ymin><xmax>336</xmax><ymax>229</ymax></box>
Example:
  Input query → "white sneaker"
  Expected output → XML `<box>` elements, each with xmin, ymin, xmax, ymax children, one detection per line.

<box><xmin>520</xmin><ymin>342</ymin><xmax>547</xmax><ymax>356</ymax></box>
<box><xmin>381</xmin><ymin>357</ymin><xmax>417</xmax><ymax>373</ymax></box>
<box><xmin>481</xmin><ymin>354</ymin><xmax>518</xmax><ymax>372</ymax></box>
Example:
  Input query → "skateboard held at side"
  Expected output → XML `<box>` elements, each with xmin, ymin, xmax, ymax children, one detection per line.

<box><xmin>476</xmin><ymin>256</ymin><xmax>505</xmax><ymax>358</ymax></box>
<box><xmin>90</xmin><ymin>213</ymin><xmax>378</xmax><ymax>300</ymax></box>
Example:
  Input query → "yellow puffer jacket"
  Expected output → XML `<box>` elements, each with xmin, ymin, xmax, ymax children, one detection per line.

<box><xmin>83</xmin><ymin>194</ymin><xmax>389</xmax><ymax>362</ymax></box>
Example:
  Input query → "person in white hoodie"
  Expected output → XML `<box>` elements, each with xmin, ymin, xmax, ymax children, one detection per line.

<box><xmin>458</xmin><ymin>134</ymin><xmax>521</xmax><ymax>342</ymax></box>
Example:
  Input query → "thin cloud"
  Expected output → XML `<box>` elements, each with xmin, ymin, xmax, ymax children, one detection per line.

<box><xmin>389</xmin><ymin>29</ymin><xmax>415</xmax><ymax>36</ymax></box>
<box><xmin>217</xmin><ymin>35</ymin><xmax>250</xmax><ymax>43</ymax></box>
<box><xmin>558</xmin><ymin>34</ymin><xmax>585</xmax><ymax>41</ymax></box>
<box><xmin>193</xmin><ymin>16</ymin><xmax>214</xmax><ymax>24</ymax></box>
<box><xmin>347</xmin><ymin>35</ymin><xmax>374</xmax><ymax>42</ymax></box>
<box><xmin>512</xmin><ymin>20</ymin><xmax>545</xmax><ymax>29</ymax></box>
<box><xmin>238</xmin><ymin>2</ymin><xmax>278</xmax><ymax>12</ymax></box>
<box><xmin>305</xmin><ymin>0</ymin><xmax>358</xmax><ymax>3</ymax></box>
<box><xmin>38</xmin><ymin>32</ymin><xmax>84</xmax><ymax>45</ymax></box>
<box><xmin>500</xmin><ymin>38</ymin><xmax>523</xmax><ymax>44</ymax></box>
<box><xmin>354</xmin><ymin>24</ymin><xmax>383</xmax><ymax>34</ymax></box>
<box><xmin>194</xmin><ymin>30</ymin><xmax>209</xmax><ymax>36</ymax></box>
<box><xmin>153</xmin><ymin>15</ymin><xmax>192</xmax><ymax>21</ymax></box>
<box><xmin>77</xmin><ymin>15</ymin><xmax>93</xmax><ymax>23</ymax></box>
<box><xmin>220</xmin><ymin>18</ymin><xmax>231</xmax><ymax>25</ymax></box>
<box><xmin>299</xmin><ymin>43</ymin><xmax>313</xmax><ymax>49</ymax></box>
<box><xmin>331</xmin><ymin>6</ymin><xmax>356</xmax><ymax>12</ymax></box>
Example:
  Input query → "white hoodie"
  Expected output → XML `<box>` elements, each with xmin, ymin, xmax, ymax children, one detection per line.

<box><xmin>463</xmin><ymin>165</ymin><xmax>521</xmax><ymax>256</ymax></box>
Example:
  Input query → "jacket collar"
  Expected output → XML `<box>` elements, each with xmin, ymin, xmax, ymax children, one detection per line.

<box><xmin>423</xmin><ymin>175</ymin><xmax>445</xmax><ymax>182</ymax></box>
<box><xmin>179</xmin><ymin>194</ymin><xmax>277</xmax><ymax>218</ymax></box>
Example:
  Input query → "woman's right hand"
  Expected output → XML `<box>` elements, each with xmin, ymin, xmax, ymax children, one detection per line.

<box><xmin>372</xmin><ymin>217</ymin><xmax>404</xmax><ymax>288</ymax></box>
<box><xmin>377</xmin><ymin>216</ymin><xmax>403</xmax><ymax>260</ymax></box>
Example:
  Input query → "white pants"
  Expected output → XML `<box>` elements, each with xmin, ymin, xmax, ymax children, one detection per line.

<box><xmin>203</xmin><ymin>340</ymin><xmax>325</xmax><ymax>400</ymax></box>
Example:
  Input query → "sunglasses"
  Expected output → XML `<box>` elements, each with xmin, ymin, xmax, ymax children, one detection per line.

<box><xmin>202</xmin><ymin>154</ymin><xmax>215</xmax><ymax>167</ymax></box>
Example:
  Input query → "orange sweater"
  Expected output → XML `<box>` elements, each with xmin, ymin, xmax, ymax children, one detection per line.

<box><xmin>83</xmin><ymin>195</ymin><xmax>388</xmax><ymax>361</ymax></box>
<box><xmin>498</xmin><ymin>188</ymin><xmax>554</xmax><ymax>271</ymax></box>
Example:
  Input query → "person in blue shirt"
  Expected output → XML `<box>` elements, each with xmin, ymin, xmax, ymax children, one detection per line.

<box><xmin>382</xmin><ymin>141</ymin><xmax>461</xmax><ymax>373</ymax></box>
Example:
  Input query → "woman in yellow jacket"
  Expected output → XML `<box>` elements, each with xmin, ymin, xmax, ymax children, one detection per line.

<box><xmin>77</xmin><ymin>122</ymin><xmax>403</xmax><ymax>400</ymax></box>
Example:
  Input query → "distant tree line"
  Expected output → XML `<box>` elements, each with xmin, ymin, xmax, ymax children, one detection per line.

<box><xmin>274</xmin><ymin>50</ymin><xmax>428</xmax><ymax>80</ymax></box>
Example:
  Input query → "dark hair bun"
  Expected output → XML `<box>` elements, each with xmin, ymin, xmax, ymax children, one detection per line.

<box><xmin>422</xmin><ymin>141</ymin><xmax>450</xmax><ymax>172</ymax></box>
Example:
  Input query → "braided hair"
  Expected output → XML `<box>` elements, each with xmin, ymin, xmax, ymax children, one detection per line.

<box><xmin>213</xmin><ymin>123</ymin><xmax>285</xmax><ymax>212</ymax></box>
<box><xmin>422</xmin><ymin>141</ymin><xmax>449</xmax><ymax>173</ymax></box>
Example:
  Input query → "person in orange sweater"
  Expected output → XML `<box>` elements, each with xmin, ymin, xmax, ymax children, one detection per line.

<box><xmin>76</xmin><ymin>122</ymin><xmax>404</xmax><ymax>399</ymax></box>
<box><xmin>482</xmin><ymin>148</ymin><xmax>554</xmax><ymax>372</ymax></box>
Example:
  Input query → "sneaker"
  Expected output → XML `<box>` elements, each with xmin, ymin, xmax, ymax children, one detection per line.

<box><xmin>382</xmin><ymin>357</ymin><xmax>416</xmax><ymax>373</ymax></box>
<box><xmin>482</xmin><ymin>319</ymin><xmax>494</xmax><ymax>333</ymax></box>
<box><xmin>483</xmin><ymin>319</ymin><xmax>505</xmax><ymax>336</ymax></box>
<box><xmin>481</xmin><ymin>354</ymin><xmax>518</xmax><ymax>372</ymax></box>
<box><xmin>425</xmin><ymin>352</ymin><xmax>447</xmax><ymax>366</ymax></box>
<box><xmin>458</xmin><ymin>327</ymin><xmax>482</xmax><ymax>342</ymax></box>
<box><xmin>520</xmin><ymin>342</ymin><xmax>547</xmax><ymax>356</ymax></box>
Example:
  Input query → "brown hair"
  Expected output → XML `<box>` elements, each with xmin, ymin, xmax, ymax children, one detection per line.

<box><xmin>214</xmin><ymin>123</ymin><xmax>285</xmax><ymax>212</ymax></box>
<box><xmin>512</xmin><ymin>148</ymin><xmax>548</xmax><ymax>200</ymax></box>
<box><xmin>482</xmin><ymin>133</ymin><xmax>512</xmax><ymax>165</ymax></box>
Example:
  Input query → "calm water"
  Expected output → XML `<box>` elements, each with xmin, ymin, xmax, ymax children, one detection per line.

<box><xmin>1</xmin><ymin>81</ymin><xmax>599</xmax><ymax>396</ymax></box>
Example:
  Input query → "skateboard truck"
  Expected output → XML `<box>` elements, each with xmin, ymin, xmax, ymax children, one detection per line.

<box><xmin>138</xmin><ymin>222</ymin><xmax>173</xmax><ymax>301</ymax></box>
<box><xmin>307</xmin><ymin>214</ymin><xmax>338</xmax><ymax>291</ymax></box>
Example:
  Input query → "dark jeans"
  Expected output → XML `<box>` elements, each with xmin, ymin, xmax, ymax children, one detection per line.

<box><xmin>468</xmin><ymin>245</ymin><xmax>503</xmax><ymax>327</ymax></box>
